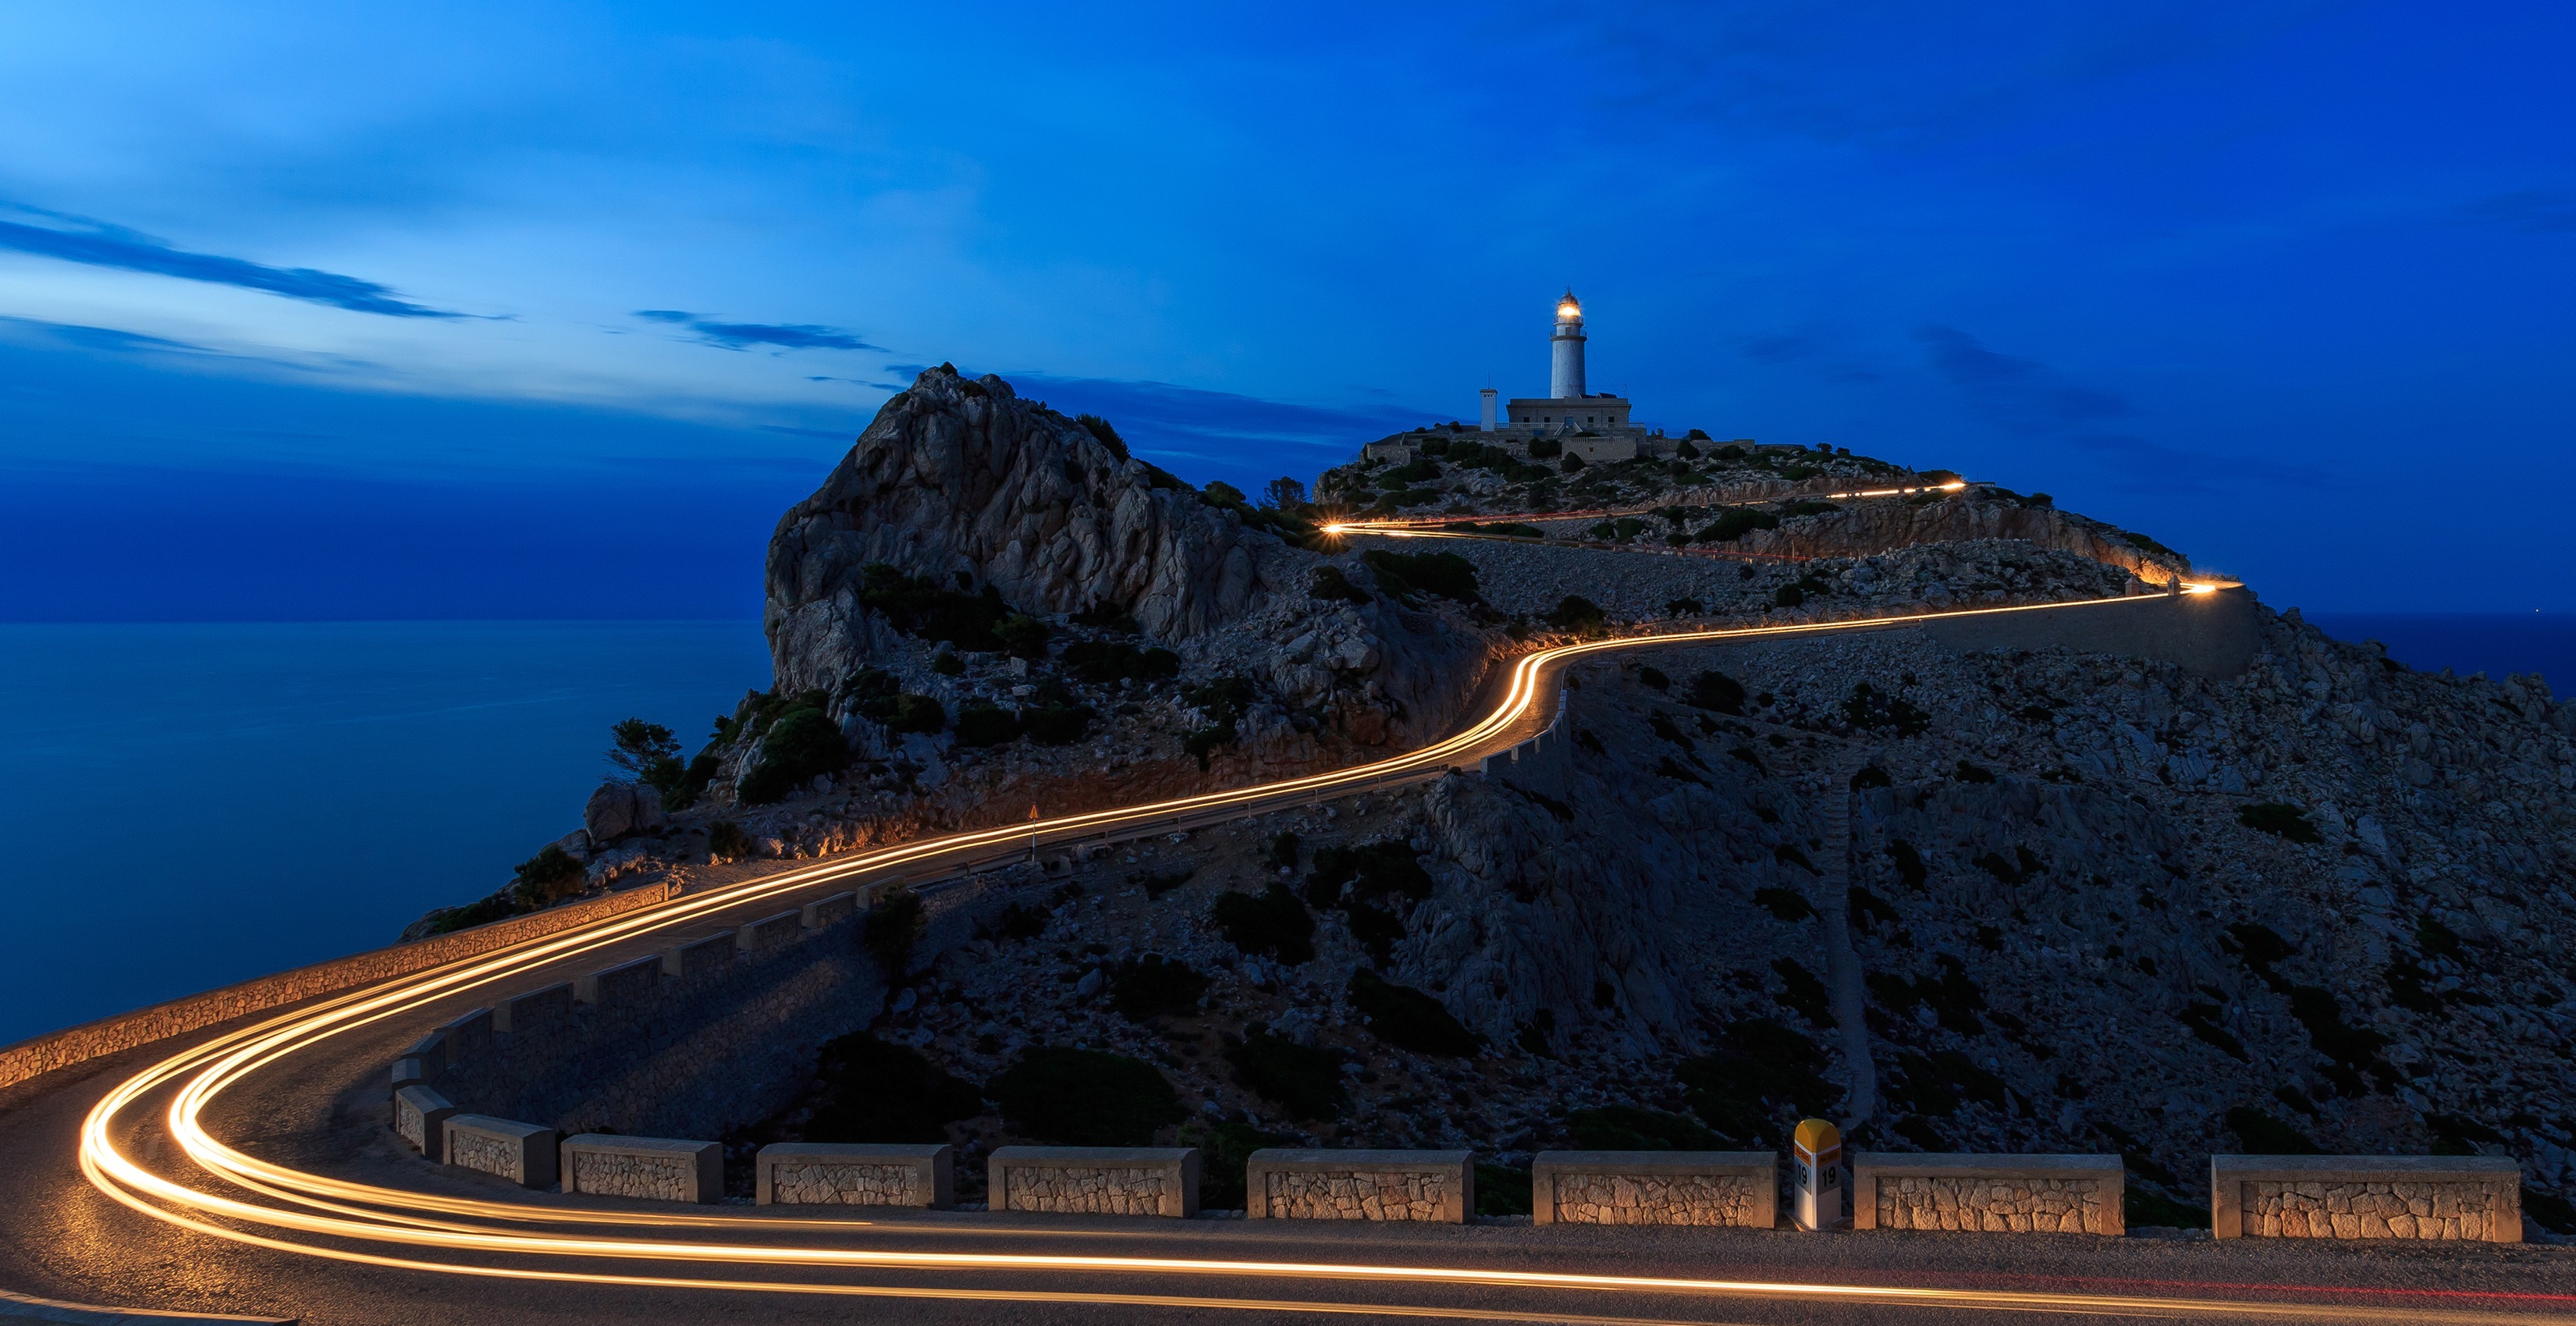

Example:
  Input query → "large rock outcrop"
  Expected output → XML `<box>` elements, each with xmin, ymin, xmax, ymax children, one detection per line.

<box><xmin>765</xmin><ymin>365</ymin><xmax>1290</xmax><ymax>690</ymax></box>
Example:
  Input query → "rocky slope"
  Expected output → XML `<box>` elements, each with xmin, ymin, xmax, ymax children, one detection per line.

<box><xmin>427</xmin><ymin>386</ymin><xmax>2571</xmax><ymax>1236</ymax></box>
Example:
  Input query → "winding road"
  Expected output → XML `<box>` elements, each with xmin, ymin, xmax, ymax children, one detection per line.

<box><xmin>5</xmin><ymin>588</ymin><xmax>2571</xmax><ymax>1324</ymax></box>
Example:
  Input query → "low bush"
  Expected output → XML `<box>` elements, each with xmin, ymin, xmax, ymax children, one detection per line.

<box><xmin>510</xmin><ymin>844</ymin><xmax>586</xmax><ymax>908</ymax></box>
<box><xmin>954</xmin><ymin>706</ymin><xmax>1022</xmax><ymax>748</ymax></box>
<box><xmin>1178</xmin><ymin>1119</ymin><xmax>1292</xmax><ymax>1210</ymax></box>
<box><xmin>1686</xmin><ymin>670</ymin><xmax>1746</xmax><ymax>715</ymax></box>
<box><xmin>1566</xmin><ymin>1104</ymin><xmax>1720</xmax><ymax>1151</ymax></box>
<box><xmin>1475</xmin><ymin>1162</ymin><xmax>1533</xmax><ymax>1216</ymax></box>
<box><xmin>2225</xmin><ymin>1105</ymin><xmax>2322</xmax><ymax>1154</ymax></box>
<box><xmin>705</xmin><ymin>820</ymin><xmax>751</xmax><ymax>861</ymax></box>
<box><xmin>1842</xmin><ymin>682</ymin><xmax>1930</xmax><ymax>736</ymax></box>
<box><xmin>989</xmin><ymin>1047</ymin><xmax>1183</xmax><ymax>1146</ymax></box>
<box><xmin>1347</xmin><ymin>970</ymin><xmax>1480</xmax><ymax>1056</ymax></box>
<box><xmin>1210</xmin><ymin>884</ymin><xmax>1314</xmax><ymax>963</ymax></box>
<box><xmin>930</xmin><ymin>650</ymin><xmax>965</xmax><ymax>676</ymax></box>
<box><xmin>857</xmin><ymin>563</ymin><xmax>1011</xmax><ymax>651</ymax></box>
<box><xmin>1527</xmin><ymin>436</ymin><xmax>1562</xmax><ymax>458</ymax></box>
<box><xmin>1311</xmin><ymin>566</ymin><xmax>1373</xmax><ymax>605</ymax></box>
<box><xmin>737</xmin><ymin>705</ymin><xmax>851</xmax><ymax>804</ymax></box>
<box><xmin>1133</xmin><ymin>868</ymin><xmax>1195</xmax><ymax>899</ymax></box>
<box><xmin>862</xmin><ymin>887</ymin><xmax>925</xmax><ymax>974</ymax></box>
<box><xmin>1181</xmin><ymin>676</ymin><xmax>1256</xmax><ymax>770</ymax></box>
<box><xmin>1695</xmin><ymin>508</ymin><xmax>1779</xmax><ymax>542</ymax></box>
<box><xmin>981</xmin><ymin>901</ymin><xmax>1047</xmax><ymax>943</ymax></box>
<box><xmin>805</xmin><ymin>1033</ymin><xmax>984</xmax><ymax>1144</ymax></box>
<box><xmin>1061</xmin><ymin>639</ymin><xmax>1181</xmax><ymax>685</ymax></box>
<box><xmin>1678</xmin><ymin>1017</ymin><xmax>1835</xmax><ymax>1143</ymax></box>
<box><xmin>1264</xmin><ymin>831</ymin><xmax>1300</xmax><ymax>869</ymax></box>
<box><xmin>1306</xmin><ymin>839</ymin><xmax>1434</xmax><ymax>905</ymax></box>
<box><xmin>1752</xmin><ymin>887</ymin><xmax>1814</xmax><ymax>922</ymax></box>
<box><xmin>1075</xmin><ymin>413</ymin><xmax>1128</xmax><ymax>460</ymax></box>
<box><xmin>1546</xmin><ymin>595</ymin><xmax>1605</xmax><ymax>632</ymax></box>
<box><xmin>1225</xmin><ymin>1031</ymin><xmax>1348</xmax><ymax>1120</ymax></box>
<box><xmin>1362</xmin><ymin>549</ymin><xmax>1480</xmax><ymax>603</ymax></box>
<box><xmin>994</xmin><ymin>613</ymin><xmax>1051</xmax><ymax>660</ymax></box>
<box><xmin>1773</xmin><ymin>584</ymin><xmax>1805</xmax><ymax>608</ymax></box>
<box><xmin>1022</xmin><ymin>703</ymin><xmax>1093</xmax><ymax>745</ymax></box>
<box><xmin>2239</xmin><ymin>802</ymin><xmax>2322</xmax><ymax>844</ymax></box>
<box><xmin>1109</xmin><ymin>955</ymin><xmax>1210</xmax><ymax>1021</ymax></box>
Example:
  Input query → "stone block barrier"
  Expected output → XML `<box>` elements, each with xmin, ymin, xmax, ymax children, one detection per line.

<box><xmin>393</xmin><ymin>1086</ymin><xmax>457</xmax><ymax>1161</ymax></box>
<box><xmin>1245</xmin><ymin>1149</ymin><xmax>1472</xmax><ymax>1223</ymax></box>
<box><xmin>492</xmin><ymin>983</ymin><xmax>574</xmax><ymax>1034</ymax></box>
<box><xmin>1531</xmin><ymin>1150</ymin><xmax>1776</xmax><ymax>1228</ymax></box>
<box><xmin>988</xmin><ymin>1146</ymin><xmax>1199</xmax><ymax>1218</ymax></box>
<box><xmin>391</xmin><ymin>1056</ymin><xmax>432</xmax><ymax>1094</ymax></box>
<box><xmin>800</xmin><ymin>891</ymin><xmax>858</xmax><ymax>931</ymax></box>
<box><xmin>659</xmin><ymin>930</ymin><xmax>737</xmax><ymax>980</ymax></box>
<box><xmin>737</xmin><ymin>910</ymin><xmax>803</xmax><ymax>953</ymax></box>
<box><xmin>443</xmin><ymin>1114</ymin><xmax>559</xmax><ymax>1189</ymax></box>
<box><xmin>435</xmin><ymin>1009</ymin><xmax>493</xmax><ymax>1066</ymax></box>
<box><xmin>0</xmin><ymin>880</ymin><xmax>675</xmax><ymax>1095</ymax></box>
<box><xmin>757</xmin><ymin>1143</ymin><xmax>954</xmax><ymax>1208</ymax></box>
<box><xmin>560</xmin><ymin>1133</ymin><xmax>722</xmax><ymax>1203</ymax></box>
<box><xmin>1853</xmin><ymin>1154</ymin><xmax>2123</xmax><ymax>1235</ymax></box>
<box><xmin>574</xmin><ymin>956</ymin><xmax>662</xmax><ymax>1008</ymax></box>
<box><xmin>2212</xmin><ymin>1155</ymin><xmax>2520</xmax><ymax>1242</ymax></box>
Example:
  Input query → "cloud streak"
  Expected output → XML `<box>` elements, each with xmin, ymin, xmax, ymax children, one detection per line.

<box><xmin>0</xmin><ymin>204</ymin><xmax>467</xmax><ymax>318</ymax></box>
<box><xmin>634</xmin><ymin>310</ymin><xmax>876</xmax><ymax>351</ymax></box>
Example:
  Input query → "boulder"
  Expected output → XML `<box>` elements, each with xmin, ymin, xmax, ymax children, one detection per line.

<box><xmin>584</xmin><ymin>782</ymin><xmax>666</xmax><ymax>844</ymax></box>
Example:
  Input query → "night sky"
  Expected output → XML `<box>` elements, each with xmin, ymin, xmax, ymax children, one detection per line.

<box><xmin>4</xmin><ymin>3</ymin><xmax>2571</xmax><ymax>618</ymax></box>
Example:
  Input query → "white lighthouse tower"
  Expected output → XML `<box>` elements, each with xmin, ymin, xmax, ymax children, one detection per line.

<box><xmin>1549</xmin><ymin>290</ymin><xmax>1586</xmax><ymax>399</ymax></box>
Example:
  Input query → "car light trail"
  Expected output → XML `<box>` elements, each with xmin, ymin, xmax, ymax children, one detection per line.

<box><xmin>72</xmin><ymin>588</ymin><xmax>2535</xmax><ymax>1325</ymax></box>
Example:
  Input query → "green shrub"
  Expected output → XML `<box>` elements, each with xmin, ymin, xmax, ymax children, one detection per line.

<box><xmin>1347</xmin><ymin>969</ymin><xmax>1480</xmax><ymax>1056</ymax></box>
<box><xmin>2239</xmin><ymin>802</ymin><xmax>2322</xmax><ymax>844</ymax></box>
<box><xmin>1109</xmin><ymin>955</ymin><xmax>1210</xmax><ymax>1021</ymax></box>
<box><xmin>1696</xmin><ymin>508</ymin><xmax>1779</xmax><ymax>542</ymax></box>
<box><xmin>1265</xmin><ymin>831</ymin><xmax>1301</xmax><ymax>869</ymax></box>
<box><xmin>954</xmin><ymin>706</ymin><xmax>1022</xmax><ymax>748</ymax></box>
<box><xmin>1782</xmin><ymin>500</ymin><xmax>1839</xmax><ymax>517</ymax></box>
<box><xmin>1210</xmin><ymin>885</ymin><xmax>1314</xmax><ymax>964</ymax></box>
<box><xmin>1022</xmin><ymin>704</ymin><xmax>1093</xmax><ymax>745</ymax></box>
<box><xmin>1753</xmin><ymin>887</ymin><xmax>1814</xmax><ymax>922</ymax></box>
<box><xmin>863</xmin><ymin>887</ymin><xmax>924</xmax><ymax>973</ymax></box>
<box><xmin>1341</xmin><ymin>899</ymin><xmax>1405</xmax><ymax>962</ymax></box>
<box><xmin>886</xmin><ymin>693</ymin><xmax>946</xmax><ymax>734</ymax></box>
<box><xmin>1842</xmin><ymin>683</ymin><xmax>1930</xmax><ymax>736</ymax></box>
<box><xmin>606</xmin><ymin>718</ymin><xmax>681</xmax><ymax>786</ymax></box>
<box><xmin>930</xmin><ymin>650</ymin><xmax>965</xmax><ymax>676</ymax></box>
<box><xmin>1361</xmin><ymin>549</ymin><xmax>1480</xmax><ymax>603</ymax></box>
<box><xmin>1475</xmin><ymin>1162</ymin><xmax>1533</xmax><ymax>1216</ymax></box>
<box><xmin>1773</xmin><ymin>584</ymin><xmax>1805</xmax><ymax>608</ymax></box>
<box><xmin>2121</xmin><ymin>528</ymin><xmax>2183</xmax><ymax>560</ymax></box>
<box><xmin>1954</xmin><ymin>759</ymin><xmax>1997</xmax><ymax>784</ymax></box>
<box><xmin>1061</xmin><ymin>639</ymin><xmax>1181</xmax><ymax>684</ymax></box>
<box><xmin>1678</xmin><ymin>1017</ymin><xmax>1835</xmax><ymax>1143</ymax></box>
<box><xmin>1885</xmin><ymin>840</ymin><xmax>1928</xmax><ymax>888</ymax></box>
<box><xmin>1566</xmin><ymin>1104</ymin><xmax>1720</xmax><ymax>1151</ymax></box>
<box><xmin>1306</xmin><ymin>840</ymin><xmax>1434</xmax><ymax>905</ymax></box>
<box><xmin>705</xmin><ymin>820</ymin><xmax>751</xmax><ymax>861</ymax></box>
<box><xmin>1225</xmin><ymin>1031</ymin><xmax>1347</xmax><ymax>1120</ymax></box>
<box><xmin>1546</xmin><ymin>595</ymin><xmax>1605</xmax><ymax>632</ymax></box>
<box><xmin>1178</xmin><ymin>1119</ymin><xmax>1291</xmax><ymax>1210</ymax></box>
<box><xmin>1181</xmin><ymin>676</ymin><xmax>1256</xmax><ymax>770</ymax></box>
<box><xmin>2126</xmin><ymin>1186</ymin><xmax>2212</xmax><ymax>1230</ymax></box>
<box><xmin>995</xmin><ymin>613</ymin><xmax>1051</xmax><ymax>659</ymax></box>
<box><xmin>1560</xmin><ymin>453</ymin><xmax>1586</xmax><ymax>472</ymax></box>
<box><xmin>1312</xmin><ymin>566</ymin><xmax>1373</xmax><ymax>604</ymax></box>
<box><xmin>1074</xmin><ymin>413</ymin><xmax>1128</xmax><ymax>460</ymax></box>
<box><xmin>738</xmin><ymin>706</ymin><xmax>850</xmax><ymax>804</ymax></box>
<box><xmin>1770</xmin><ymin>959</ymin><xmax>1834</xmax><ymax>1028</ymax></box>
<box><xmin>857</xmin><ymin>563</ymin><xmax>1011</xmax><ymax>651</ymax></box>
<box><xmin>1686</xmin><ymin>670</ymin><xmax>1746</xmax><ymax>715</ymax></box>
<box><xmin>2225</xmin><ymin>1105</ymin><xmax>2322</xmax><ymax>1154</ymax></box>
<box><xmin>981</xmin><ymin>901</ymin><xmax>1048</xmax><ymax>943</ymax></box>
<box><xmin>990</xmin><ymin>1047</ymin><xmax>1182</xmax><ymax>1146</ymax></box>
<box><xmin>805</xmin><ymin>1033</ymin><xmax>984</xmax><ymax>1143</ymax></box>
<box><xmin>1527</xmin><ymin>437</ymin><xmax>1562</xmax><ymax>458</ymax></box>
<box><xmin>510</xmin><ymin>844</ymin><xmax>585</xmax><ymax>908</ymax></box>
<box><xmin>424</xmin><ymin>891</ymin><xmax>518</xmax><ymax>934</ymax></box>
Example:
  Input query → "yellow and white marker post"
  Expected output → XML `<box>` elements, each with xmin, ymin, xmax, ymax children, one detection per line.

<box><xmin>1791</xmin><ymin>1118</ymin><xmax>1845</xmax><ymax>1231</ymax></box>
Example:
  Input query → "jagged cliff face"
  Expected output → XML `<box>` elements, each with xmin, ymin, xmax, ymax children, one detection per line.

<box><xmin>766</xmin><ymin>366</ymin><xmax>1287</xmax><ymax>691</ymax></box>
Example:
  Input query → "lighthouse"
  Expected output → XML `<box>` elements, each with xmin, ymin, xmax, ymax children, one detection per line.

<box><xmin>1549</xmin><ymin>290</ymin><xmax>1586</xmax><ymax>399</ymax></box>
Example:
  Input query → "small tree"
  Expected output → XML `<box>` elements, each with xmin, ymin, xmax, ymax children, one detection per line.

<box><xmin>606</xmin><ymin>718</ymin><xmax>681</xmax><ymax>788</ymax></box>
<box><xmin>1260</xmin><ymin>477</ymin><xmax>1309</xmax><ymax>513</ymax></box>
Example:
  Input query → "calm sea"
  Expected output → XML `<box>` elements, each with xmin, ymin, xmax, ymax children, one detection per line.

<box><xmin>0</xmin><ymin>621</ymin><xmax>770</xmax><ymax>1047</ymax></box>
<box><xmin>1</xmin><ymin>613</ymin><xmax>2568</xmax><ymax>1048</ymax></box>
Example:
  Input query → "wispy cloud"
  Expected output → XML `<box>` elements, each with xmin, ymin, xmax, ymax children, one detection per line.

<box><xmin>0</xmin><ymin>204</ymin><xmax>468</xmax><ymax>318</ymax></box>
<box><xmin>2457</xmin><ymin>190</ymin><xmax>2576</xmax><ymax>233</ymax></box>
<box><xmin>1916</xmin><ymin>325</ymin><xmax>2133</xmax><ymax>432</ymax></box>
<box><xmin>1005</xmin><ymin>371</ymin><xmax>1432</xmax><ymax>471</ymax></box>
<box><xmin>634</xmin><ymin>310</ymin><xmax>876</xmax><ymax>351</ymax></box>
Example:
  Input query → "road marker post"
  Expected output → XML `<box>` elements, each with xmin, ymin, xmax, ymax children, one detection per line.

<box><xmin>1791</xmin><ymin>1118</ymin><xmax>1845</xmax><ymax>1231</ymax></box>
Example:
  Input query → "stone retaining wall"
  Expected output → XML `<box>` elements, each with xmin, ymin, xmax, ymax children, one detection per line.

<box><xmin>2212</xmin><ymin>1155</ymin><xmax>2520</xmax><ymax>1242</ymax></box>
<box><xmin>988</xmin><ymin>1146</ymin><xmax>1198</xmax><ymax>1218</ymax></box>
<box><xmin>757</xmin><ymin>1143</ymin><xmax>954</xmax><ymax>1208</ymax></box>
<box><xmin>1532</xmin><ymin>1151</ymin><xmax>1775</xmax><ymax>1227</ymax></box>
<box><xmin>0</xmin><ymin>881</ymin><xmax>676</xmax><ymax>1093</ymax></box>
<box><xmin>560</xmin><ymin>1134</ymin><xmax>720</xmax><ymax>1203</ymax></box>
<box><xmin>443</xmin><ymin>1114</ymin><xmax>557</xmax><ymax>1189</ymax></box>
<box><xmin>1853</xmin><ymin>1154</ymin><xmax>2123</xmax><ymax>1235</ymax></box>
<box><xmin>1245</xmin><ymin>1149</ymin><xmax>1471</xmax><ymax>1223</ymax></box>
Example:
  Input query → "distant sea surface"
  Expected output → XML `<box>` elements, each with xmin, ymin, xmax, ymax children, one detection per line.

<box><xmin>2306</xmin><ymin>613</ymin><xmax>2576</xmax><ymax>690</ymax></box>
<box><xmin>0</xmin><ymin>621</ymin><xmax>771</xmax><ymax>1047</ymax></box>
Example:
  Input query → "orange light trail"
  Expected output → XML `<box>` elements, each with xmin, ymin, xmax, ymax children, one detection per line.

<box><xmin>72</xmin><ymin>588</ymin><xmax>2535</xmax><ymax>1324</ymax></box>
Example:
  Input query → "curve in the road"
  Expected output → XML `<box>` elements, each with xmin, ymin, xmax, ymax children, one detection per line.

<box><xmin>51</xmin><ymin>588</ymin><xmax>2541</xmax><ymax>1325</ymax></box>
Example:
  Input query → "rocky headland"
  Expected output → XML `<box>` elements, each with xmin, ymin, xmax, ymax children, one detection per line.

<box><xmin>410</xmin><ymin>367</ymin><xmax>2576</xmax><ymax>1235</ymax></box>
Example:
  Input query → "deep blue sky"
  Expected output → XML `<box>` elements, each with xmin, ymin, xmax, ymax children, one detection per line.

<box><xmin>3</xmin><ymin>2</ymin><xmax>2571</xmax><ymax>618</ymax></box>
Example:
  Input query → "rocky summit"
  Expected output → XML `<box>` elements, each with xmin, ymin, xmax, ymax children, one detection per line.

<box><xmin>421</xmin><ymin>367</ymin><xmax>2576</xmax><ymax>1235</ymax></box>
